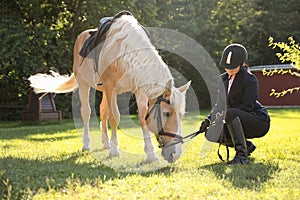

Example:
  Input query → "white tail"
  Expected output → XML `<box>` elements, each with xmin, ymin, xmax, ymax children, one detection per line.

<box><xmin>28</xmin><ymin>70</ymin><xmax>78</xmax><ymax>94</ymax></box>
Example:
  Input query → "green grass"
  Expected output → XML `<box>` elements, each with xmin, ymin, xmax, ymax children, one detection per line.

<box><xmin>0</xmin><ymin>109</ymin><xmax>299</xmax><ymax>199</ymax></box>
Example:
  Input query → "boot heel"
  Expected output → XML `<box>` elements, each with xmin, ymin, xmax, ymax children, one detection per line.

<box><xmin>246</xmin><ymin>141</ymin><xmax>256</xmax><ymax>156</ymax></box>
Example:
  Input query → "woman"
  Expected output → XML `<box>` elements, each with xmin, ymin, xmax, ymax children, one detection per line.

<box><xmin>199</xmin><ymin>44</ymin><xmax>270</xmax><ymax>165</ymax></box>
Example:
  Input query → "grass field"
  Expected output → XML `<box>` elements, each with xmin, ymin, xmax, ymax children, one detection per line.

<box><xmin>0</xmin><ymin>109</ymin><xmax>299</xmax><ymax>199</ymax></box>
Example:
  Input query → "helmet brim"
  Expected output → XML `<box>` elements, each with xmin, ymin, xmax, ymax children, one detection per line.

<box><xmin>220</xmin><ymin>63</ymin><xmax>240</xmax><ymax>69</ymax></box>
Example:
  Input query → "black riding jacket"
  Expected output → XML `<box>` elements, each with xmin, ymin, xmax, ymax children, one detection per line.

<box><xmin>209</xmin><ymin>66</ymin><xmax>270</xmax><ymax>122</ymax></box>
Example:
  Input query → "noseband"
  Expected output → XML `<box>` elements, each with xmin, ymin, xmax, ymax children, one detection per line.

<box><xmin>145</xmin><ymin>94</ymin><xmax>183</xmax><ymax>148</ymax></box>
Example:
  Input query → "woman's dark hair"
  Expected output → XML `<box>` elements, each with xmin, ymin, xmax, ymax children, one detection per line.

<box><xmin>242</xmin><ymin>63</ymin><xmax>249</xmax><ymax>69</ymax></box>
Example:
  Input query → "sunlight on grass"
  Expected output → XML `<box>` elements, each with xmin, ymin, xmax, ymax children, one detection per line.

<box><xmin>0</xmin><ymin>109</ymin><xmax>299</xmax><ymax>199</ymax></box>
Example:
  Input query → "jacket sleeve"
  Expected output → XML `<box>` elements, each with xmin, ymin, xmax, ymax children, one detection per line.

<box><xmin>238</xmin><ymin>74</ymin><xmax>258</xmax><ymax>112</ymax></box>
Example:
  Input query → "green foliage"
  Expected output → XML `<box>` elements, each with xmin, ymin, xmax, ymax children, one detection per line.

<box><xmin>0</xmin><ymin>0</ymin><xmax>75</xmax><ymax>119</ymax></box>
<box><xmin>1</xmin><ymin>0</ymin><xmax>300</xmax><ymax>120</ymax></box>
<box><xmin>266</xmin><ymin>36</ymin><xmax>300</xmax><ymax>98</ymax></box>
<box><xmin>0</xmin><ymin>109</ymin><xmax>299</xmax><ymax>199</ymax></box>
<box><xmin>206</xmin><ymin>0</ymin><xmax>300</xmax><ymax>65</ymax></box>
<box><xmin>269</xmin><ymin>36</ymin><xmax>300</xmax><ymax>70</ymax></box>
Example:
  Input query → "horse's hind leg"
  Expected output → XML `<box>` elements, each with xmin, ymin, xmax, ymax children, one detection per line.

<box><xmin>78</xmin><ymin>82</ymin><xmax>92</xmax><ymax>151</ymax></box>
<box><xmin>99</xmin><ymin>92</ymin><xmax>110</xmax><ymax>149</ymax></box>
<box><xmin>104</xmin><ymin>87</ymin><xmax>120</xmax><ymax>157</ymax></box>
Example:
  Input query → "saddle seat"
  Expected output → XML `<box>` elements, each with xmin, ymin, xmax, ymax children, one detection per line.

<box><xmin>79</xmin><ymin>11</ymin><xmax>132</xmax><ymax>58</ymax></box>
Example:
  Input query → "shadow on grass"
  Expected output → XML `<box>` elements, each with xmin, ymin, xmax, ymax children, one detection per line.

<box><xmin>0</xmin><ymin>151</ymin><xmax>172</xmax><ymax>199</ymax></box>
<box><xmin>201</xmin><ymin>158</ymin><xmax>280</xmax><ymax>190</ymax></box>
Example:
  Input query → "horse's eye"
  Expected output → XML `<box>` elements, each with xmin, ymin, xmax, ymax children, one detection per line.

<box><xmin>163</xmin><ymin>112</ymin><xmax>170</xmax><ymax>118</ymax></box>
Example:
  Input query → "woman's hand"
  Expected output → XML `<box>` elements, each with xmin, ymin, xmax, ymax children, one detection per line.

<box><xmin>199</xmin><ymin>118</ymin><xmax>210</xmax><ymax>133</ymax></box>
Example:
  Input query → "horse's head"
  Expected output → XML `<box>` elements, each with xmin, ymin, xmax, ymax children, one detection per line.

<box><xmin>146</xmin><ymin>80</ymin><xmax>191</xmax><ymax>163</ymax></box>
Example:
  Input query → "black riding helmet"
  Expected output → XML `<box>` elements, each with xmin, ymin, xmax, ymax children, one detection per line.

<box><xmin>219</xmin><ymin>44</ymin><xmax>248</xmax><ymax>69</ymax></box>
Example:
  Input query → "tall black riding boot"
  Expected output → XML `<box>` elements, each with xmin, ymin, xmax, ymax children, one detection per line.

<box><xmin>226</xmin><ymin>117</ymin><xmax>249</xmax><ymax>165</ymax></box>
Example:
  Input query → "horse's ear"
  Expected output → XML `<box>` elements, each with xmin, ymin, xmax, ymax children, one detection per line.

<box><xmin>164</xmin><ymin>79</ymin><xmax>173</xmax><ymax>97</ymax></box>
<box><xmin>178</xmin><ymin>80</ymin><xmax>191</xmax><ymax>94</ymax></box>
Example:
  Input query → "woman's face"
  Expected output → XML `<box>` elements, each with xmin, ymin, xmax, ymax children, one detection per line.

<box><xmin>225</xmin><ymin>66</ymin><xmax>241</xmax><ymax>77</ymax></box>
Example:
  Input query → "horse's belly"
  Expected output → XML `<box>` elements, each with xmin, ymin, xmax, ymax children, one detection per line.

<box><xmin>116</xmin><ymin>78</ymin><xmax>134</xmax><ymax>94</ymax></box>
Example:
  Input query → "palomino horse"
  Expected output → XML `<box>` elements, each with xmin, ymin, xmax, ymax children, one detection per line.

<box><xmin>29</xmin><ymin>14</ymin><xmax>191</xmax><ymax>163</ymax></box>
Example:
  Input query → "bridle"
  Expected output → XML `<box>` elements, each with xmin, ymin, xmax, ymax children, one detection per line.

<box><xmin>145</xmin><ymin>94</ymin><xmax>202</xmax><ymax>148</ymax></box>
<box><xmin>144</xmin><ymin>94</ymin><xmax>184</xmax><ymax>148</ymax></box>
<box><xmin>145</xmin><ymin>94</ymin><xmax>182</xmax><ymax>148</ymax></box>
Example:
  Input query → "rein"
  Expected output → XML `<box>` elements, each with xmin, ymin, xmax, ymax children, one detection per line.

<box><xmin>163</xmin><ymin>130</ymin><xmax>201</xmax><ymax>148</ymax></box>
<box><xmin>145</xmin><ymin>94</ymin><xmax>201</xmax><ymax>148</ymax></box>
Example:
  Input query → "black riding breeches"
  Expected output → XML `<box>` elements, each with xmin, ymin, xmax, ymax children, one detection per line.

<box><xmin>224</xmin><ymin>108</ymin><xmax>270</xmax><ymax>138</ymax></box>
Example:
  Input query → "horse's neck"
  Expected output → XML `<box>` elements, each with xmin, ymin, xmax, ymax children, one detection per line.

<box><xmin>135</xmin><ymin>64</ymin><xmax>172</xmax><ymax>99</ymax></box>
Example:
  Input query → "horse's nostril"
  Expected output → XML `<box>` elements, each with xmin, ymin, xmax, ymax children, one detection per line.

<box><xmin>167</xmin><ymin>153</ymin><xmax>175</xmax><ymax>163</ymax></box>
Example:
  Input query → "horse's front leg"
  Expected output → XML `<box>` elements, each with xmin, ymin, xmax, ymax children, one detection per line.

<box><xmin>99</xmin><ymin>91</ymin><xmax>110</xmax><ymax>149</ymax></box>
<box><xmin>135</xmin><ymin>91</ymin><xmax>159</xmax><ymax>163</ymax></box>
<box><xmin>105</xmin><ymin>88</ymin><xmax>120</xmax><ymax>157</ymax></box>
<box><xmin>78</xmin><ymin>82</ymin><xmax>91</xmax><ymax>151</ymax></box>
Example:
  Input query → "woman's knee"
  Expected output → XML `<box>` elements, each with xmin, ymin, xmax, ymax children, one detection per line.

<box><xmin>225</xmin><ymin>108</ymin><xmax>240</xmax><ymax>123</ymax></box>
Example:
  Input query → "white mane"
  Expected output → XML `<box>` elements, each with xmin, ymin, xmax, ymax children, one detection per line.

<box><xmin>101</xmin><ymin>15</ymin><xmax>186</xmax><ymax>116</ymax></box>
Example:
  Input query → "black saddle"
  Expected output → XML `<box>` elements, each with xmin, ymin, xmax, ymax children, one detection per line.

<box><xmin>79</xmin><ymin>10</ymin><xmax>133</xmax><ymax>58</ymax></box>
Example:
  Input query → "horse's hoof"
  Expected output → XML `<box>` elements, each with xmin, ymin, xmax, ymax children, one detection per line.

<box><xmin>109</xmin><ymin>150</ymin><xmax>120</xmax><ymax>157</ymax></box>
<box><xmin>103</xmin><ymin>143</ymin><xmax>111</xmax><ymax>150</ymax></box>
<box><xmin>146</xmin><ymin>153</ymin><xmax>159</xmax><ymax>163</ymax></box>
<box><xmin>82</xmin><ymin>146</ymin><xmax>91</xmax><ymax>152</ymax></box>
